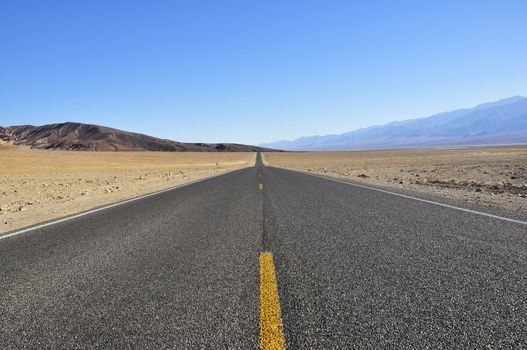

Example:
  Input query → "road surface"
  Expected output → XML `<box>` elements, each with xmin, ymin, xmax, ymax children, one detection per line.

<box><xmin>1</xmin><ymin>154</ymin><xmax>526</xmax><ymax>349</ymax></box>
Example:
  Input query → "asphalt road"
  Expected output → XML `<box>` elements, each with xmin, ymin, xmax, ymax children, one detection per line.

<box><xmin>2</xmin><ymin>154</ymin><xmax>527</xmax><ymax>349</ymax></box>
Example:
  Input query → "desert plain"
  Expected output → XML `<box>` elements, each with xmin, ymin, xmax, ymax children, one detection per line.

<box><xmin>3</xmin><ymin>144</ymin><xmax>527</xmax><ymax>235</ymax></box>
<box><xmin>0</xmin><ymin>142</ymin><xmax>255</xmax><ymax>234</ymax></box>
<box><xmin>264</xmin><ymin>147</ymin><xmax>527</xmax><ymax>213</ymax></box>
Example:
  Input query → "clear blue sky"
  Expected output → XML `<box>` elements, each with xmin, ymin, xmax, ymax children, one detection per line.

<box><xmin>1</xmin><ymin>1</ymin><xmax>526</xmax><ymax>144</ymax></box>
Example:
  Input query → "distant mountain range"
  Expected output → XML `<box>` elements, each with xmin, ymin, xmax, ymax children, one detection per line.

<box><xmin>261</xmin><ymin>96</ymin><xmax>527</xmax><ymax>150</ymax></box>
<box><xmin>0</xmin><ymin>122</ymin><xmax>277</xmax><ymax>152</ymax></box>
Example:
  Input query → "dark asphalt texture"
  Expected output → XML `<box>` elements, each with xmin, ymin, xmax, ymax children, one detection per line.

<box><xmin>1</xmin><ymin>154</ymin><xmax>527</xmax><ymax>349</ymax></box>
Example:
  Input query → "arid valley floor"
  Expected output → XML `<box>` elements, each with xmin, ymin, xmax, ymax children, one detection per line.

<box><xmin>0</xmin><ymin>143</ymin><xmax>255</xmax><ymax>234</ymax></box>
<box><xmin>263</xmin><ymin>147</ymin><xmax>527</xmax><ymax>213</ymax></box>
<box><xmin>2</xmin><ymin>145</ymin><xmax>527</xmax><ymax>348</ymax></box>
<box><xmin>2</xmin><ymin>145</ymin><xmax>527</xmax><ymax>235</ymax></box>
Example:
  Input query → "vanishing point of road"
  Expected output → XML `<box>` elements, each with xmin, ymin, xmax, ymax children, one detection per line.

<box><xmin>1</xmin><ymin>154</ymin><xmax>527</xmax><ymax>349</ymax></box>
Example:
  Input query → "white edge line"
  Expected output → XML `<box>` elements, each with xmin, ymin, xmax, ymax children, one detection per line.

<box><xmin>0</xmin><ymin>167</ymin><xmax>246</xmax><ymax>241</ymax></box>
<box><xmin>274</xmin><ymin>166</ymin><xmax>527</xmax><ymax>226</ymax></box>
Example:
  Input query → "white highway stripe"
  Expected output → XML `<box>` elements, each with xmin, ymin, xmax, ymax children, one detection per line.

<box><xmin>287</xmin><ymin>168</ymin><xmax>527</xmax><ymax>226</ymax></box>
<box><xmin>0</xmin><ymin>169</ymin><xmax>244</xmax><ymax>241</ymax></box>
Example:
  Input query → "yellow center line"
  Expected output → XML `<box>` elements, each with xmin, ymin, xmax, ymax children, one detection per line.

<box><xmin>260</xmin><ymin>252</ymin><xmax>285</xmax><ymax>350</ymax></box>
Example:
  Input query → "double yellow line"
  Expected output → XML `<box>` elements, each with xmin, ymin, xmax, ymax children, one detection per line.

<box><xmin>260</xmin><ymin>252</ymin><xmax>285</xmax><ymax>349</ymax></box>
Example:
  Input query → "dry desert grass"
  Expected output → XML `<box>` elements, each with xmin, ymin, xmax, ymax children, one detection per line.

<box><xmin>0</xmin><ymin>148</ymin><xmax>255</xmax><ymax>234</ymax></box>
<box><xmin>263</xmin><ymin>148</ymin><xmax>527</xmax><ymax>213</ymax></box>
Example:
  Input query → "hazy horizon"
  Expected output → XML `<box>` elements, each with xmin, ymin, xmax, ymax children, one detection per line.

<box><xmin>1</xmin><ymin>1</ymin><xmax>526</xmax><ymax>144</ymax></box>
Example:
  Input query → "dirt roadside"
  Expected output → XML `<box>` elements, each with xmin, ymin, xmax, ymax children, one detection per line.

<box><xmin>0</xmin><ymin>147</ymin><xmax>255</xmax><ymax>234</ymax></box>
<box><xmin>263</xmin><ymin>148</ymin><xmax>527</xmax><ymax>213</ymax></box>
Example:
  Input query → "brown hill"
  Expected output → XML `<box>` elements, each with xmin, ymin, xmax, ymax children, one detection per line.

<box><xmin>0</xmin><ymin>122</ymin><xmax>278</xmax><ymax>152</ymax></box>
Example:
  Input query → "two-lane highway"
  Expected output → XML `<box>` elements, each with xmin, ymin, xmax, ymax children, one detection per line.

<box><xmin>2</xmin><ymin>154</ymin><xmax>527</xmax><ymax>349</ymax></box>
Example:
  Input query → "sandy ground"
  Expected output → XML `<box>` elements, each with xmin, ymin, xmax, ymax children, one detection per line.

<box><xmin>263</xmin><ymin>148</ymin><xmax>527</xmax><ymax>213</ymax></box>
<box><xmin>0</xmin><ymin>146</ymin><xmax>255</xmax><ymax>234</ymax></box>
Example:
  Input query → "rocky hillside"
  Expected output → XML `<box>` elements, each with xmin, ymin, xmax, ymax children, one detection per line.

<box><xmin>0</xmin><ymin>122</ymin><xmax>277</xmax><ymax>152</ymax></box>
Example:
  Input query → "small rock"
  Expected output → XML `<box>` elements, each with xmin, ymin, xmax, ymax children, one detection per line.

<box><xmin>105</xmin><ymin>188</ymin><xmax>112</xmax><ymax>193</ymax></box>
<box><xmin>18</xmin><ymin>206</ymin><xmax>25</xmax><ymax>211</ymax></box>
<box><xmin>357</xmin><ymin>174</ymin><xmax>370</xmax><ymax>178</ymax></box>
<box><xmin>81</xmin><ymin>192</ymin><xmax>88</xmax><ymax>196</ymax></box>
